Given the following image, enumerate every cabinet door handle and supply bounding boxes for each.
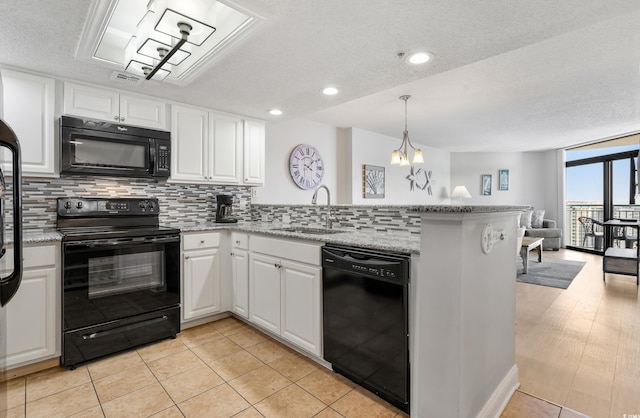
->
[200,240,205,244]
[120,117,125,122]
[185,256,190,260]
[235,240,240,245]
[113,115,119,120]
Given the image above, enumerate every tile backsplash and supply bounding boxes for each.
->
[250,204,421,234]
[5,176,421,234]
[5,176,252,231]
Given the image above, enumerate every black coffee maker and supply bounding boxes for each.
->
[215,194,237,223]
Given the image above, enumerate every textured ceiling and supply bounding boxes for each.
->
[1,0,640,152]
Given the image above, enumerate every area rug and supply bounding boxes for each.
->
[516,258,586,289]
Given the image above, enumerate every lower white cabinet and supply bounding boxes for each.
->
[230,233,249,319]
[249,253,281,333]
[280,260,321,354]
[1,243,59,369]
[182,232,222,322]
[249,236,322,356]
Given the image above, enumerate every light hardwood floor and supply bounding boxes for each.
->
[515,249,640,418]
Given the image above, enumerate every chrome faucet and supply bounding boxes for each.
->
[312,185,333,229]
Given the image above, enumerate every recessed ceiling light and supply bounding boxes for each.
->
[407,52,432,65]
[322,87,339,95]
[268,109,283,116]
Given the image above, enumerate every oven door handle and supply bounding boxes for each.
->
[143,236,180,244]
[64,235,179,250]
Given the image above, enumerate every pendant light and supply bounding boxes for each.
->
[390,95,423,165]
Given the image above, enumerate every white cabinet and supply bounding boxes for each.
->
[210,111,243,184]
[63,82,167,130]
[281,260,321,354]
[170,103,263,185]
[243,119,265,185]
[0,69,56,176]
[182,232,222,322]
[249,235,322,356]
[1,243,59,369]
[230,233,249,319]
[171,104,208,182]
[249,252,281,333]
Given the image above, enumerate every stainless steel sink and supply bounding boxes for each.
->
[275,226,345,235]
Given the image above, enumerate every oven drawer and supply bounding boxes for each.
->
[183,232,220,250]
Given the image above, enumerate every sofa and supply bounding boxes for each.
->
[520,209,562,250]
[525,219,562,250]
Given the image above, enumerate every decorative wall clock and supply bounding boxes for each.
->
[289,144,324,190]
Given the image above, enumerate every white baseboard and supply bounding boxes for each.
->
[476,365,520,418]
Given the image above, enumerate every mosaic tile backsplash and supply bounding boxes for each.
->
[6,176,421,235]
[5,176,252,231]
[250,204,422,235]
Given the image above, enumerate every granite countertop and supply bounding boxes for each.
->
[13,204,526,252]
[5,229,63,245]
[409,204,531,213]
[172,221,421,254]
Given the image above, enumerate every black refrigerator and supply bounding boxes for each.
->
[0,118,23,306]
[0,115,24,408]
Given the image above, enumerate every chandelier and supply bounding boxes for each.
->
[390,95,423,166]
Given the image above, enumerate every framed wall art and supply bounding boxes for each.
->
[498,169,509,191]
[482,174,492,196]
[363,164,385,198]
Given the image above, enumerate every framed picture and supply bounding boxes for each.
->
[498,169,509,191]
[482,174,492,196]
[363,164,385,198]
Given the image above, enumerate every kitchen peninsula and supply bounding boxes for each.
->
[7,204,524,418]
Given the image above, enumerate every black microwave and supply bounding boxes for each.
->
[60,115,171,178]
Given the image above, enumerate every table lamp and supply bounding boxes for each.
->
[451,185,472,204]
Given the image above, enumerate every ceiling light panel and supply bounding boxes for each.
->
[322,87,338,95]
[406,52,432,65]
[87,0,266,85]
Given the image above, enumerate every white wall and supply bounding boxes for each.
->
[450,151,556,211]
[348,128,450,204]
[254,118,339,204]
[255,120,450,205]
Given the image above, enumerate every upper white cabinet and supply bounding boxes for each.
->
[210,111,243,184]
[243,119,265,185]
[170,103,263,185]
[63,82,167,130]
[0,69,56,176]
[171,104,209,182]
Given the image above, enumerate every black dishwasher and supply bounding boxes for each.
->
[322,244,410,412]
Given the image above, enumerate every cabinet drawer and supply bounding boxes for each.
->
[0,245,57,273]
[231,233,249,250]
[250,235,321,266]
[183,232,220,250]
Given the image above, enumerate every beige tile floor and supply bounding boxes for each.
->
[2,317,410,417]
[515,249,640,418]
[3,247,634,417]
